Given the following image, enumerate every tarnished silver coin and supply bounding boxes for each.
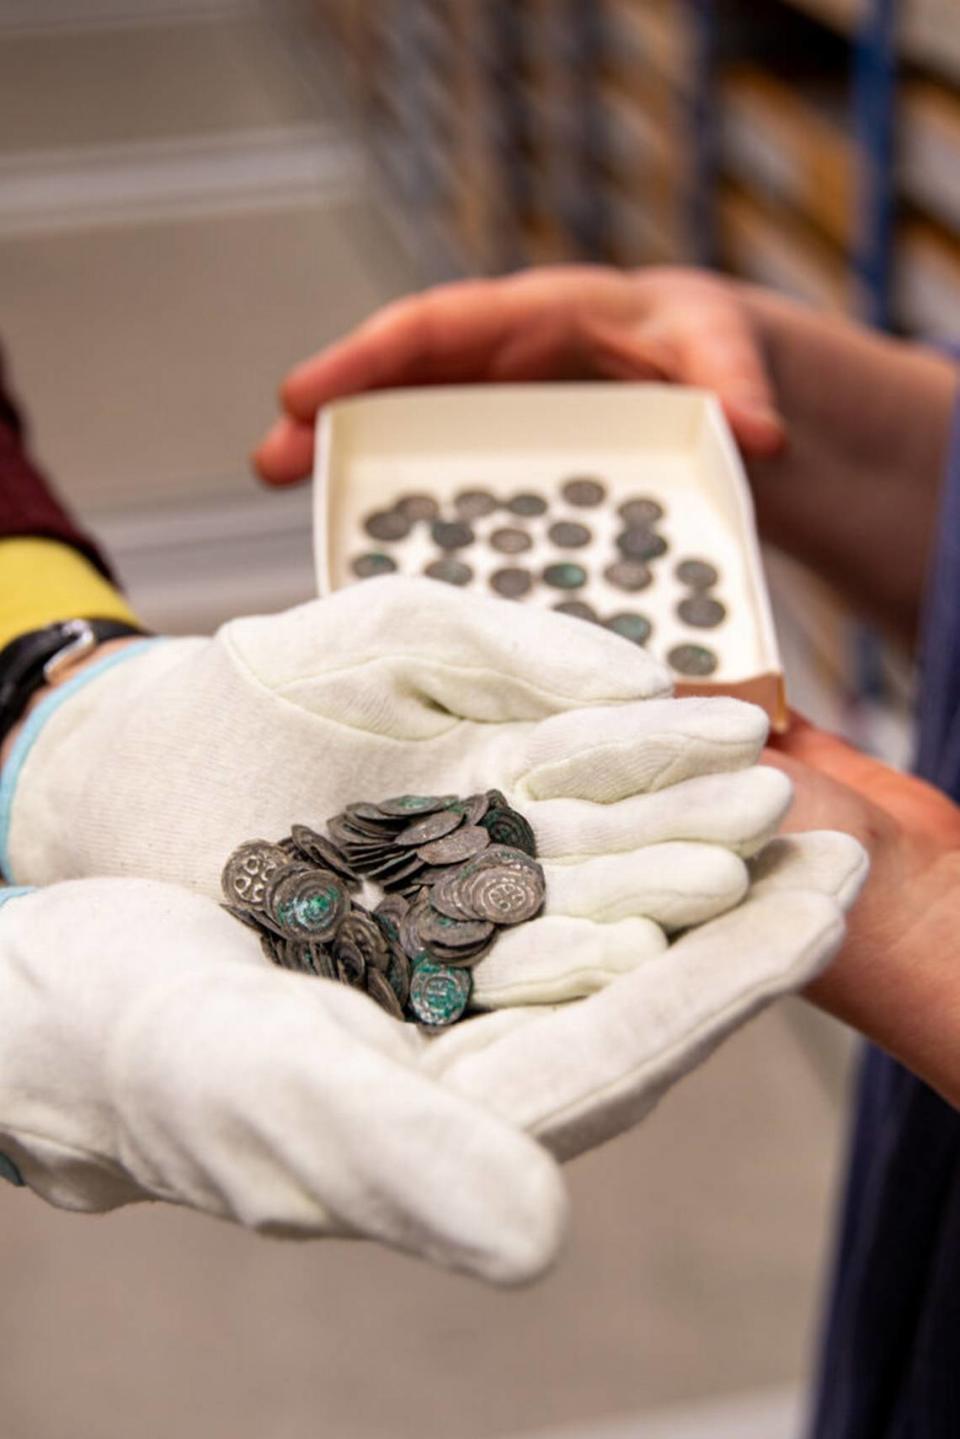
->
[506,493,546,517]
[351,552,397,580]
[562,477,606,507]
[396,493,439,522]
[409,960,472,1027]
[490,527,532,555]
[285,939,336,980]
[481,805,537,856]
[490,566,533,599]
[677,595,726,629]
[604,559,652,592]
[394,808,463,847]
[548,521,591,548]
[543,561,587,590]
[259,930,285,967]
[400,890,433,963]
[378,794,457,817]
[618,497,663,526]
[425,557,473,586]
[431,519,474,550]
[333,935,366,987]
[373,893,409,946]
[455,488,498,518]
[267,867,348,941]
[455,862,545,925]
[336,911,390,972]
[222,840,291,910]
[676,558,719,589]
[450,792,489,826]
[604,611,652,645]
[366,967,406,1019]
[616,528,667,561]
[417,826,491,866]
[289,826,359,886]
[553,600,598,621]
[364,509,410,542]
[668,643,719,677]
[419,907,494,953]
[386,946,412,1008]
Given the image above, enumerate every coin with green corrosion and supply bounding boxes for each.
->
[409,960,472,1027]
[543,561,587,590]
[351,552,397,579]
[668,643,719,677]
[604,611,652,645]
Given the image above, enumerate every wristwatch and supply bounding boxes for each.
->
[0,618,148,747]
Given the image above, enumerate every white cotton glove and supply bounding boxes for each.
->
[0,830,865,1282]
[0,880,565,1285]
[2,578,795,1007]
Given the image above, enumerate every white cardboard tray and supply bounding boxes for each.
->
[314,383,786,729]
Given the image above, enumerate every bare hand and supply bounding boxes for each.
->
[253,266,785,486]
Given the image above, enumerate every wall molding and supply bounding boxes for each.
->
[0,124,363,236]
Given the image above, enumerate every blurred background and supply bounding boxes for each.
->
[1,1,954,1435]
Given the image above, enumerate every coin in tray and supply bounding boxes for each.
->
[347,478,730,683]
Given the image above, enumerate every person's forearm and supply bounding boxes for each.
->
[742,286,959,647]
[808,845,960,1109]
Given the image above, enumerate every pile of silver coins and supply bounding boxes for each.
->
[349,477,728,679]
[220,791,545,1028]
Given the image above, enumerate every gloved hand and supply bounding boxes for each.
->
[2,578,797,1006]
[0,830,864,1283]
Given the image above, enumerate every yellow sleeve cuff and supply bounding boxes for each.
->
[0,538,141,651]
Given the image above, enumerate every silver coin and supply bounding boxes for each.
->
[333,935,366,987]
[490,527,532,555]
[455,862,545,925]
[400,891,433,963]
[548,521,591,548]
[419,907,494,954]
[543,561,587,590]
[394,808,464,847]
[668,643,719,677]
[604,559,652,592]
[386,945,412,1008]
[417,826,491,866]
[431,519,474,549]
[396,493,439,522]
[481,805,537,856]
[221,840,291,911]
[364,510,410,542]
[490,567,533,599]
[506,493,547,517]
[289,826,359,885]
[378,794,457,817]
[366,967,406,1019]
[604,611,652,645]
[562,477,606,506]
[425,557,473,586]
[267,868,349,941]
[409,961,472,1027]
[451,792,490,826]
[553,600,598,621]
[336,910,390,972]
[677,595,727,628]
[455,489,498,518]
[676,558,719,589]
[618,497,663,525]
[616,528,668,561]
[351,552,397,580]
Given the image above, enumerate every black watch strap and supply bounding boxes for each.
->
[0,618,148,747]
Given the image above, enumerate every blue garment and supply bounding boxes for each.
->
[810,394,960,1436]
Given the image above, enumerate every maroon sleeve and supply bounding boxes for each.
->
[0,349,114,581]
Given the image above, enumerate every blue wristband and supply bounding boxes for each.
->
[0,638,159,879]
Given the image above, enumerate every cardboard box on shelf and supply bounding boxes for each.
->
[902,80,960,234]
[603,0,699,91]
[904,0,960,87]
[718,185,852,314]
[720,67,855,249]
[897,219,960,342]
